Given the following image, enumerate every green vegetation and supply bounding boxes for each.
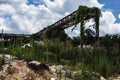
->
[0,6,120,79]
[72,6,101,49]
[0,34,120,79]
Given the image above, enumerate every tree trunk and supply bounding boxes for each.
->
[95,17,99,45]
[80,20,84,49]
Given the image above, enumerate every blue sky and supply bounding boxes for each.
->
[27,0,120,22]
[27,0,120,23]
[98,0,120,23]
[0,0,120,37]
[27,0,45,6]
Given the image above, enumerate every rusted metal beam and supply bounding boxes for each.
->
[35,9,96,40]
[0,8,97,41]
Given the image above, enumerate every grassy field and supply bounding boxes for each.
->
[0,34,120,79]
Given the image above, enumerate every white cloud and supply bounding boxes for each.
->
[45,0,104,14]
[0,0,104,34]
[99,11,120,35]
[118,14,120,19]
[0,4,16,16]
[1,0,120,37]
[0,0,12,4]
[0,18,11,32]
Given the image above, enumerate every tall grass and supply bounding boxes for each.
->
[79,47,113,78]
[0,37,120,79]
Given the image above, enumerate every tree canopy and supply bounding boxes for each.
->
[72,6,101,48]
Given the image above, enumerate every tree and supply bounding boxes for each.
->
[93,7,101,45]
[72,6,101,49]
[84,29,95,45]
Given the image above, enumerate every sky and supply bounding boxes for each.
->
[0,0,120,37]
